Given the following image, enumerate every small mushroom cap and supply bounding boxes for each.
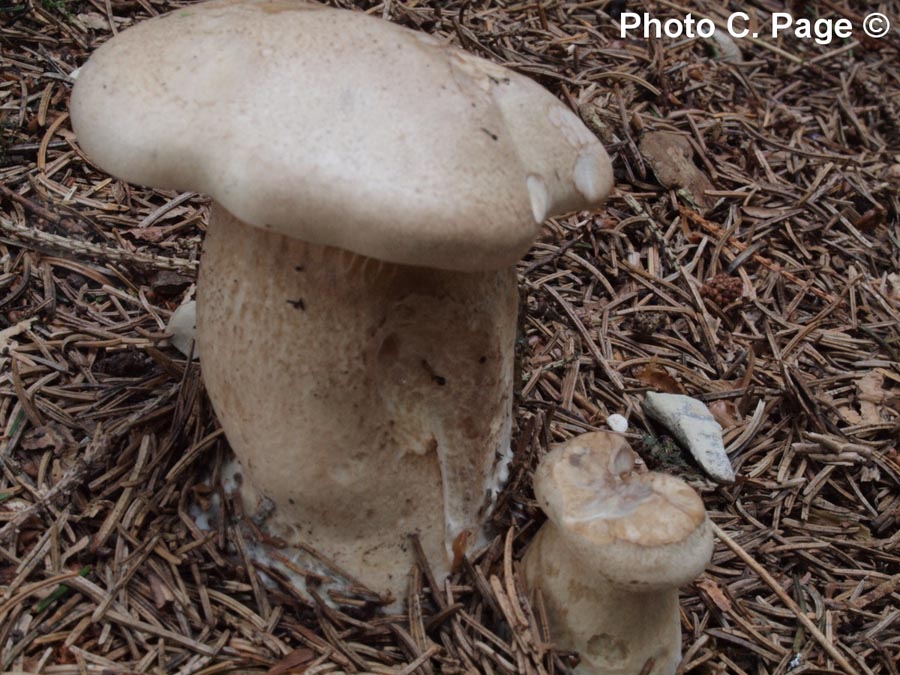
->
[70,0,613,272]
[535,432,712,589]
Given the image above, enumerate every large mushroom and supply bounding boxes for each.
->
[70,0,613,600]
[524,432,713,675]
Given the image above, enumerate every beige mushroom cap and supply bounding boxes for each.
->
[534,432,712,590]
[70,0,613,272]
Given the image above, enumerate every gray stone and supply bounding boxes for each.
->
[643,392,735,483]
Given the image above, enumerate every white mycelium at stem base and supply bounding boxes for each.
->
[524,432,713,675]
[199,205,517,595]
[69,0,613,601]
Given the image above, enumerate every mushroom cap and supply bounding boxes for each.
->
[534,432,712,589]
[70,0,613,272]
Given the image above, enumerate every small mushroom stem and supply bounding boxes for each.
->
[524,525,683,675]
[197,204,518,600]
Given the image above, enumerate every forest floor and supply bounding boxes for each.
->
[1,0,899,673]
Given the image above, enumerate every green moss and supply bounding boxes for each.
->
[40,0,73,20]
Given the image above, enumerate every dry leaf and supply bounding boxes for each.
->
[76,12,108,31]
[880,273,900,306]
[21,424,78,461]
[836,403,862,425]
[151,270,194,295]
[148,571,175,609]
[80,500,111,519]
[705,375,744,394]
[835,371,891,425]
[856,371,887,424]
[0,317,36,350]
[708,400,739,429]
[634,363,685,394]
[696,577,732,613]
[639,131,714,209]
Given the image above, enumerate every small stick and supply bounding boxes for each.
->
[710,522,857,675]
[0,182,62,224]
[0,217,197,272]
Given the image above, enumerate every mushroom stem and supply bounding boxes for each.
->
[197,204,517,599]
[524,526,683,675]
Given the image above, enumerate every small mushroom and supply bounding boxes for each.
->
[524,432,713,675]
[70,0,613,601]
